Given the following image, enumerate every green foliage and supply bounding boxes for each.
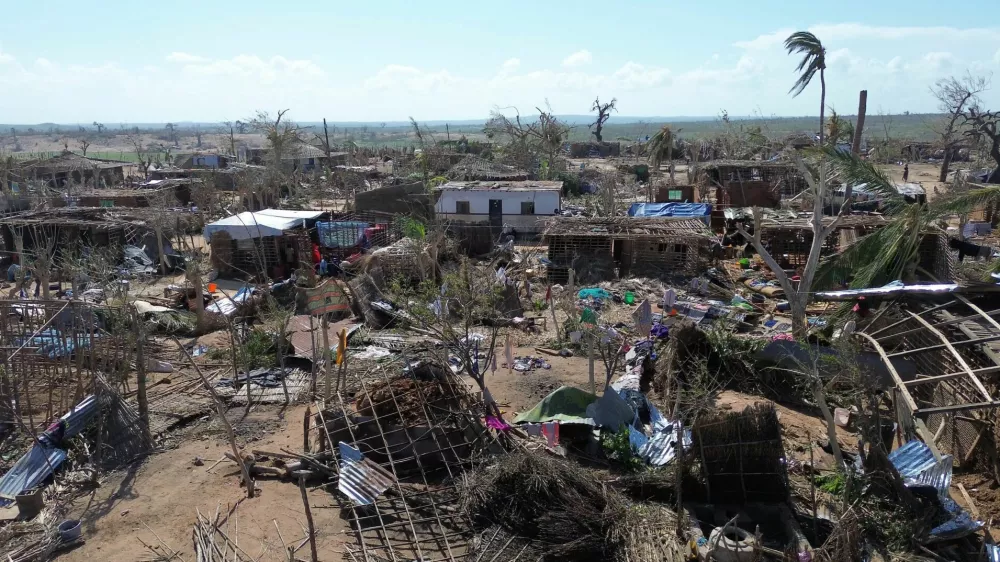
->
[557,171,582,196]
[399,217,426,239]
[209,328,277,371]
[601,425,645,472]
[532,299,548,312]
[814,471,846,495]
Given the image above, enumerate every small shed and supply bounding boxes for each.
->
[543,217,718,284]
[204,209,325,279]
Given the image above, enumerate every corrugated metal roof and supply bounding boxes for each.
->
[0,394,97,505]
[888,440,983,542]
[337,442,395,506]
[0,446,67,505]
[638,423,692,467]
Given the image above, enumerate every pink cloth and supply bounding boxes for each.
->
[541,422,560,447]
[486,416,512,431]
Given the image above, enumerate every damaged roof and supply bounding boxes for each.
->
[543,216,715,238]
[436,180,563,192]
[19,151,129,173]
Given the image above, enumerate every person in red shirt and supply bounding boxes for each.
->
[311,243,321,265]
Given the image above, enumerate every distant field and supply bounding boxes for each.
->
[1,113,944,158]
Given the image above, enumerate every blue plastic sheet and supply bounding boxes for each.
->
[317,221,370,249]
[627,202,711,218]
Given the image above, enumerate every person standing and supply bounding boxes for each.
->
[902,163,909,182]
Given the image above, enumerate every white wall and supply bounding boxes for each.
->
[435,190,560,216]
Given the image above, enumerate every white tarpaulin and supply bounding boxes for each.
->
[203,209,323,241]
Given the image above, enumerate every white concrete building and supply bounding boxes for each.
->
[434,180,563,231]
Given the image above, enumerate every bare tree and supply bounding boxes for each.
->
[315,118,333,159]
[164,123,178,145]
[123,127,151,180]
[484,105,568,178]
[194,126,203,148]
[590,96,617,143]
[250,109,300,168]
[931,74,989,182]
[964,106,1000,183]
[78,137,92,156]
[735,156,845,338]
[92,122,106,134]
[221,121,237,157]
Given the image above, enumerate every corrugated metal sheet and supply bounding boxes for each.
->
[816,280,959,301]
[888,440,982,542]
[337,442,395,506]
[638,423,692,467]
[0,446,68,505]
[0,394,97,506]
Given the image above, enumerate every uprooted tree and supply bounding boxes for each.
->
[590,96,617,143]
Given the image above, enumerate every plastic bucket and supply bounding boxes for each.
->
[58,520,82,542]
[624,292,635,305]
[207,283,218,293]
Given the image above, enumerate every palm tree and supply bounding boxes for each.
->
[784,31,827,144]
[647,124,675,174]
[817,148,1000,288]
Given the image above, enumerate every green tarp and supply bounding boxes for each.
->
[514,386,598,425]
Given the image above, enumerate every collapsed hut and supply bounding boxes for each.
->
[18,152,127,188]
[319,361,503,560]
[0,207,201,270]
[446,155,529,181]
[543,217,718,284]
[703,160,808,208]
[834,283,1000,467]
[726,208,954,279]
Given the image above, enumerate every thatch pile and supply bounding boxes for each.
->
[461,451,686,561]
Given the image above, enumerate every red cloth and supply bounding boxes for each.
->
[311,244,322,264]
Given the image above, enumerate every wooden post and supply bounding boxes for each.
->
[297,473,319,562]
[134,309,150,438]
[309,315,318,396]
[587,332,596,395]
[321,316,333,401]
[809,432,818,543]
[303,405,311,453]
[173,337,254,498]
[851,90,868,156]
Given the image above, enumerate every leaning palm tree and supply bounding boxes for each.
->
[784,31,827,144]
[817,147,1000,288]
[647,124,675,174]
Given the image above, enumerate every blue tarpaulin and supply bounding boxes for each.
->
[317,221,369,249]
[14,328,97,359]
[627,202,711,218]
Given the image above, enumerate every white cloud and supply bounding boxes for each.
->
[562,49,592,68]
[500,58,520,74]
[611,62,670,89]
[3,23,1000,123]
[165,52,207,64]
[922,51,954,71]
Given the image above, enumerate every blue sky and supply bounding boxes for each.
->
[2,0,999,123]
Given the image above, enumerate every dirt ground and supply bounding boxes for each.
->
[58,404,351,561]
